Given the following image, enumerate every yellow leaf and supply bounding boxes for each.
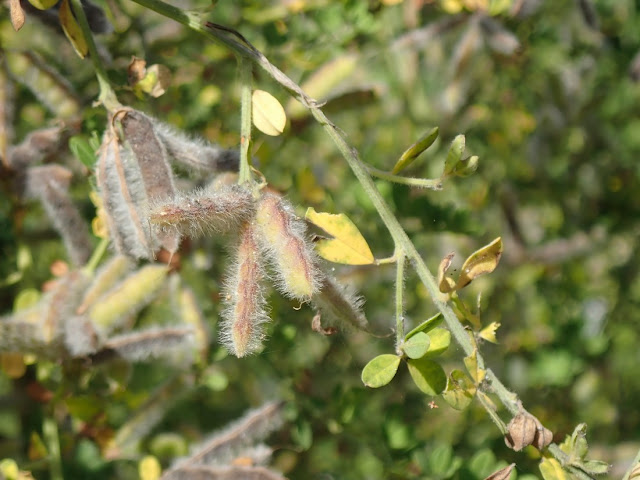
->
[456,237,503,289]
[463,349,486,384]
[479,321,500,343]
[28,0,59,9]
[252,89,286,136]
[138,455,161,480]
[305,208,374,265]
[539,457,569,480]
[0,353,27,379]
[59,0,88,58]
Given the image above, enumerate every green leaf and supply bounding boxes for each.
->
[424,328,451,358]
[469,449,497,479]
[69,135,96,168]
[59,0,88,58]
[453,155,479,177]
[391,127,439,174]
[402,332,430,359]
[361,354,401,388]
[442,370,476,410]
[305,207,375,265]
[407,358,446,396]
[539,457,569,480]
[405,313,443,340]
[443,134,465,176]
[577,460,610,475]
[456,237,503,289]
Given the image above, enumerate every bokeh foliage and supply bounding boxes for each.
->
[1,0,640,478]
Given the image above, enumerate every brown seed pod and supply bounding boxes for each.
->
[504,413,537,451]
[532,425,553,450]
[220,223,269,357]
[484,463,516,480]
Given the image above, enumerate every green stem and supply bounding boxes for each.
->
[622,447,640,480]
[69,0,120,110]
[42,416,63,480]
[395,252,406,352]
[83,236,109,275]
[238,58,253,185]
[367,165,442,190]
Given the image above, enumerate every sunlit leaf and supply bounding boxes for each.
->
[464,350,486,384]
[443,135,465,177]
[407,358,446,396]
[424,328,451,357]
[456,237,503,289]
[361,354,401,388]
[391,127,439,174]
[59,0,89,58]
[402,332,430,359]
[453,155,479,177]
[305,208,374,265]
[539,457,569,480]
[252,89,286,136]
[479,322,500,343]
[405,313,443,340]
[442,369,476,410]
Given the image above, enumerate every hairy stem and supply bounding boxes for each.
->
[395,252,406,352]
[69,0,120,110]
[238,57,253,185]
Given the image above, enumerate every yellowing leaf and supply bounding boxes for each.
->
[442,369,476,410]
[305,208,374,265]
[391,127,439,174]
[252,89,286,136]
[443,134,465,177]
[463,350,486,384]
[438,252,456,293]
[59,0,88,58]
[138,455,161,480]
[479,322,500,343]
[539,457,569,480]
[456,237,503,289]
[28,0,58,9]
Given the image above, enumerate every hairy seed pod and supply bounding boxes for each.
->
[41,270,89,345]
[88,264,168,335]
[96,130,153,259]
[312,273,368,331]
[152,119,239,173]
[76,255,133,315]
[92,326,194,363]
[0,57,15,167]
[26,165,92,266]
[254,193,318,300]
[8,125,68,172]
[220,224,269,357]
[162,465,287,480]
[148,184,254,238]
[178,286,208,365]
[63,316,99,357]
[119,109,179,254]
[505,413,538,451]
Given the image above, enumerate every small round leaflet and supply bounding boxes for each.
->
[361,354,401,388]
[252,89,286,136]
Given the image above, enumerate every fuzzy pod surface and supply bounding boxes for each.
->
[220,224,269,357]
[254,193,319,300]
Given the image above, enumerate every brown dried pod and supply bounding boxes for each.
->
[532,425,553,450]
[484,463,516,480]
[504,413,537,451]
